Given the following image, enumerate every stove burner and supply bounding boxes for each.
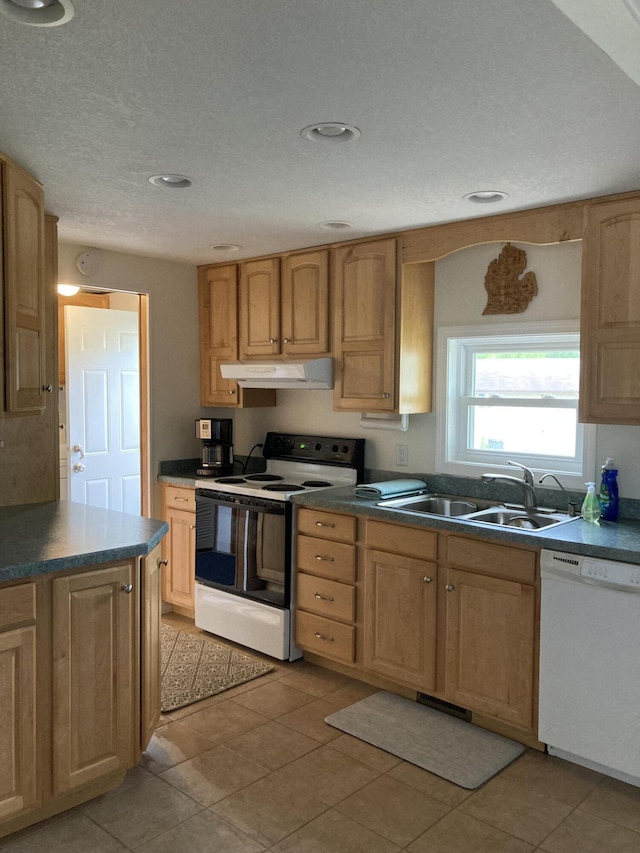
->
[214,477,247,484]
[261,483,306,492]
[301,480,332,487]
[244,474,284,482]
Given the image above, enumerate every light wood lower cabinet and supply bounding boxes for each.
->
[0,553,163,839]
[363,549,437,691]
[0,585,38,821]
[161,485,196,611]
[51,563,135,796]
[443,567,535,729]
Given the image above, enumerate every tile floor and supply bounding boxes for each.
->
[2,613,640,852]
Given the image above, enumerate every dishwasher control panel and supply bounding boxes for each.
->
[581,559,640,588]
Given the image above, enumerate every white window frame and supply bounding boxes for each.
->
[435,320,595,489]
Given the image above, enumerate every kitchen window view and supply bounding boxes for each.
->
[438,323,595,485]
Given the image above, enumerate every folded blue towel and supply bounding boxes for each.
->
[354,479,428,499]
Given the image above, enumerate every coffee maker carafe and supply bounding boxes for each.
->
[195,418,234,477]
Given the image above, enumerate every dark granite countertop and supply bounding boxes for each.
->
[291,486,640,564]
[0,501,168,582]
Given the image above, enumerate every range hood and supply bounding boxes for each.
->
[220,357,333,389]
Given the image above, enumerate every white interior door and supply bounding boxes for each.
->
[66,305,141,514]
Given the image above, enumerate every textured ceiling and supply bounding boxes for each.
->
[1,0,640,265]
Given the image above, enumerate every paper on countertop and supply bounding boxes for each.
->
[354,479,428,499]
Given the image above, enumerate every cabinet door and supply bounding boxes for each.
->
[198,264,241,406]
[0,621,37,819]
[364,549,437,691]
[239,258,281,357]
[162,506,196,609]
[51,563,136,795]
[281,250,329,356]
[141,544,163,751]
[580,196,640,423]
[2,159,46,414]
[444,568,535,729]
[333,239,396,411]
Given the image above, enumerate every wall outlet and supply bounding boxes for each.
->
[396,444,409,466]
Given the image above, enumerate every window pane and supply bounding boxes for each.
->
[472,352,579,399]
[469,405,577,457]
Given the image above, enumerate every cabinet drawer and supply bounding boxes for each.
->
[443,534,537,584]
[297,535,356,582]
[297,507,356,543]
[0,583,36,629]
[296,573,356,623]
[295,611,355,664]
[366,519,437,561]
[164,486,195,512]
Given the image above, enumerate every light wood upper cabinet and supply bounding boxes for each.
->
[580,195,640,423]
[198,263,276,408]
[281,250,330,356]
[333,238,397,411]
[240,250,330,359]
[240,258,281,357]
[1,157,46,414]
[51,563,136,796]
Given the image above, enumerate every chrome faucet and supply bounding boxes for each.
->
[480,473,537,508]
[507,460,535,486]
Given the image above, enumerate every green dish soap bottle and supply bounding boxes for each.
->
[581,482,601,525]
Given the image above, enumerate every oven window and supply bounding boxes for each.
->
[196,498,288,606]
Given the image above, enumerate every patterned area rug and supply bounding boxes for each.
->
[161,623,274,712]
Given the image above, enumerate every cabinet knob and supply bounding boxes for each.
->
[159,558,168,566]
[229,389,236,395]
[423,576,433,584]
[121,583,133,594]
[190,524,196,530]
[42,384,53,393]
[445,583,455,592]
[283,337,291,344]
[382,392,390,398]
[315,554,335,562]
[269,338,278,344]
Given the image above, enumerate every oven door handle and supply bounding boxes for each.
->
[195,492,285,516]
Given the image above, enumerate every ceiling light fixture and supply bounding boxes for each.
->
[0,0,74,26]
[463,190,509,204]
[57,283,80,296]
[317,220,353,230]
[301,122,361,144]
[210,244,242,252]
[148,174,192,189]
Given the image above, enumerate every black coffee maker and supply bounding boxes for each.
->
[195,418,234,477]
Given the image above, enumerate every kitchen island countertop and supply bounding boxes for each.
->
[292,486,640,564]
[0,500,168,582]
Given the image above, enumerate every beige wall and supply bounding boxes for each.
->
[59,239,640,504]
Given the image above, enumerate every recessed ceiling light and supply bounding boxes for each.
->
[210,244,242,252]
[0,0,74,26]
[463,190,509,204]
[301,123,361,144]
[57,283,80,296]
[317,220,354,230]
[148,174,192,189]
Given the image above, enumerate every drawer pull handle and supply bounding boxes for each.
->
[174,496,189,502]
[445,583,455,592]
[314,592,335,602]
[315,554,335,562]
[423,576,433,584]
[315,521,335,528]
[314,631,334,642]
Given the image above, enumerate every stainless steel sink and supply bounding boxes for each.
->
[376,494,479,517]
[465,507,579,530]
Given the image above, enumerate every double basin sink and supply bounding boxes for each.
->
[377,493,579,532]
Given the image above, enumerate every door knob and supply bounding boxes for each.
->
[72,443,85,459]
[73,462,85,473]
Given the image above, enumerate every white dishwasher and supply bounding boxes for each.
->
[538,549,640,787]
